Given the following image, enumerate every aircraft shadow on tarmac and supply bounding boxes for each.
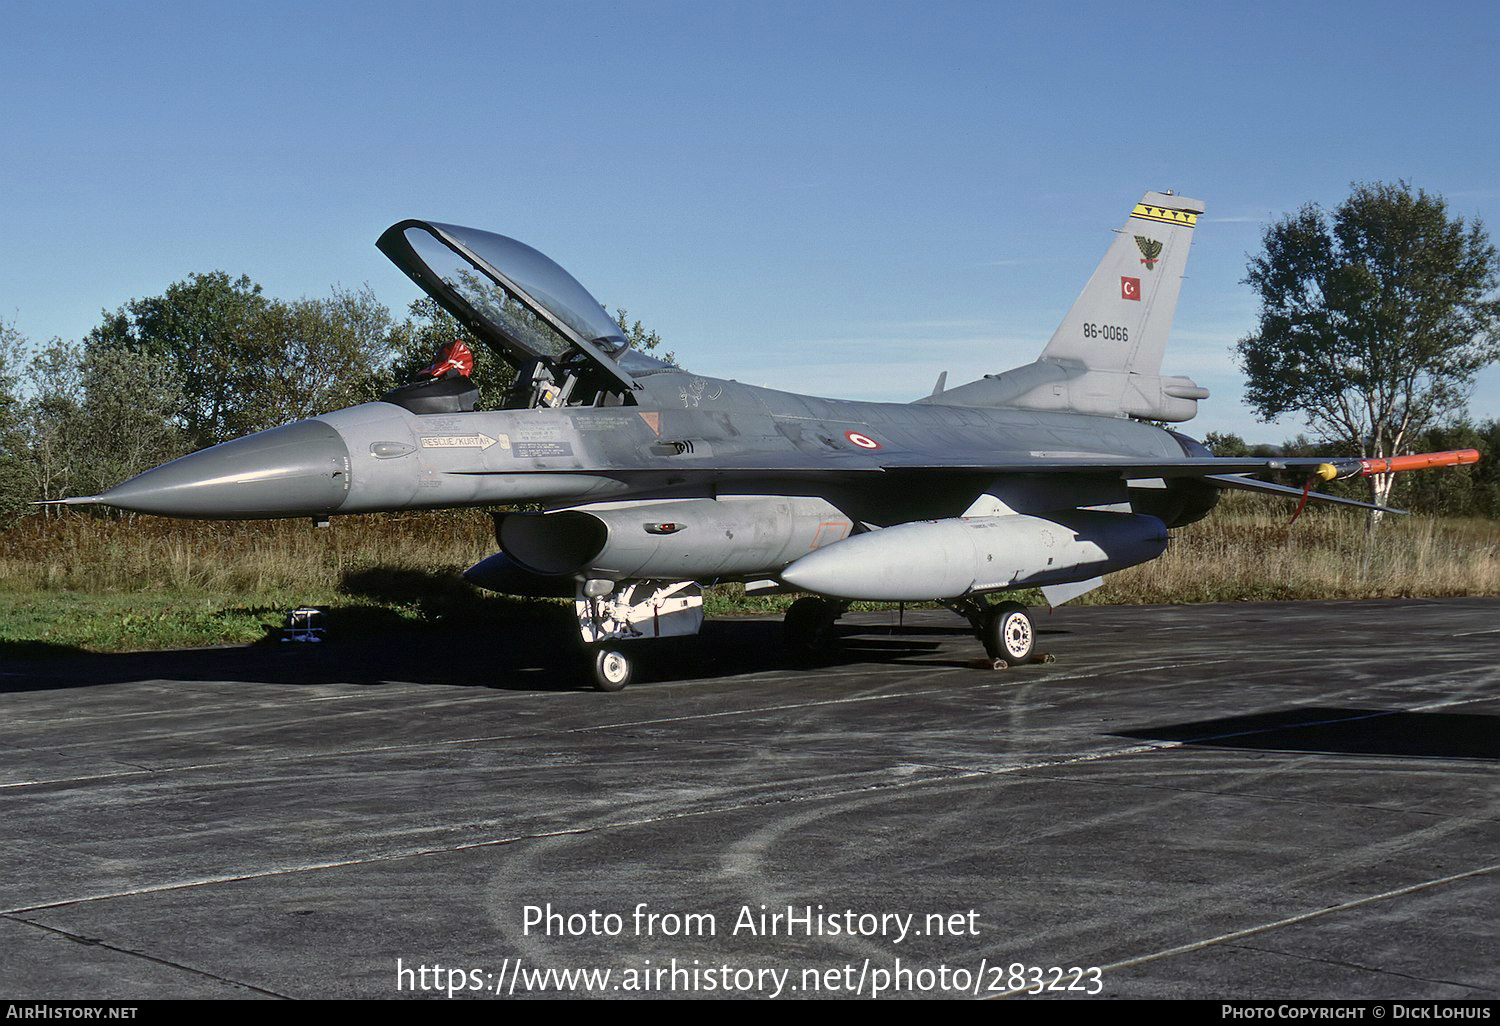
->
[0,614,1016,695]
[7,621,1491,761]
[1116,708,1500,762]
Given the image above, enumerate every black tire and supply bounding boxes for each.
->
[783,597,840,657]
[590,646,634,692]
[983,602,1034,666]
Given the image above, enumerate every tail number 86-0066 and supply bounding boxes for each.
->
[1082,323,1128,342]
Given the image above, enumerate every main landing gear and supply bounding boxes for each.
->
[783,594,1040,669]
[782,596,848,661]
[574,581,1041,689]
[949,597,1036,667]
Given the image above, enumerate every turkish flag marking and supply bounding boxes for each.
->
[1120,276,1141,301]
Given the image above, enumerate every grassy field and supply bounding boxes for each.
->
[2,495,1497,655]
[1093,502,1500,603]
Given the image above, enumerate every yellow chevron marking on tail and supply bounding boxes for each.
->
[1131,204,1199,228]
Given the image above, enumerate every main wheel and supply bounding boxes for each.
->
[590,646,634,692]
[983,602,1034,666]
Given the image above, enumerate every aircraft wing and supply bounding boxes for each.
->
[483,450,1466,518]
[442,454,1316,480]
[447,451,1473,485]
[878,455,1332,477]
[872,451,1480,515]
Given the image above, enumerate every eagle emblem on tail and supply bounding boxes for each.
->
[1134,235,1163,270]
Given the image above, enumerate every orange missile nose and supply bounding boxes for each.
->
[1357,449,1481,476]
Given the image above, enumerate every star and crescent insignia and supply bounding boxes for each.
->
[1134,235,1163,270]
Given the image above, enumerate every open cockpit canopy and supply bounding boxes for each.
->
[377,220,672,407]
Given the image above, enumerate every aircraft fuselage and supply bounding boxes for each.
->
[91,367,1198,530]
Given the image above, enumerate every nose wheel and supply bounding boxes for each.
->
[589,645,635,692]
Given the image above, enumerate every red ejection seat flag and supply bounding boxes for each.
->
[421,339,475,378]
[1120,276,1141,301]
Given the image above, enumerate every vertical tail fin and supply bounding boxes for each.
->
[1040,191,1203,379]
[921,190,1209,422]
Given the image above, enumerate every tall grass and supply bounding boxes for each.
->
[1,496,1495,653]
[7,500,1498,603]
[1098,495,1500,603]
[0,510,495,595]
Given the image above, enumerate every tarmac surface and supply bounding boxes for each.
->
[1,598,1497,1000]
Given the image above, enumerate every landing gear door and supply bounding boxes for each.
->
[577,581,705,643]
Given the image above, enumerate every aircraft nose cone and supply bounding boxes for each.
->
[94,420,352,518]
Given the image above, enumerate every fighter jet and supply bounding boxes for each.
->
[65,191,1479,689]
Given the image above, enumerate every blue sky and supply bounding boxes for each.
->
[3,0,1498,442]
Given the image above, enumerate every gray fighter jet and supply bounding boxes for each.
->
[66,191,1479,689]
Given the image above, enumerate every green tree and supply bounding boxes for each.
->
[248,285,398,428]
[1203,431,1281,459]
[75,344,184,497]
[88,272,271,449]
[20,338,86,507]
[1236,181,1500,508]
[0,320,31,523]
[17,337,184,505]
[614,308,676,366]
[89,274,403,449]
[1397,419,1500,517]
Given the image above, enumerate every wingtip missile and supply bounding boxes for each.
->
[1287,449,1480,524]
[1311,448,1480,484]
[1349,449,1481,478]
